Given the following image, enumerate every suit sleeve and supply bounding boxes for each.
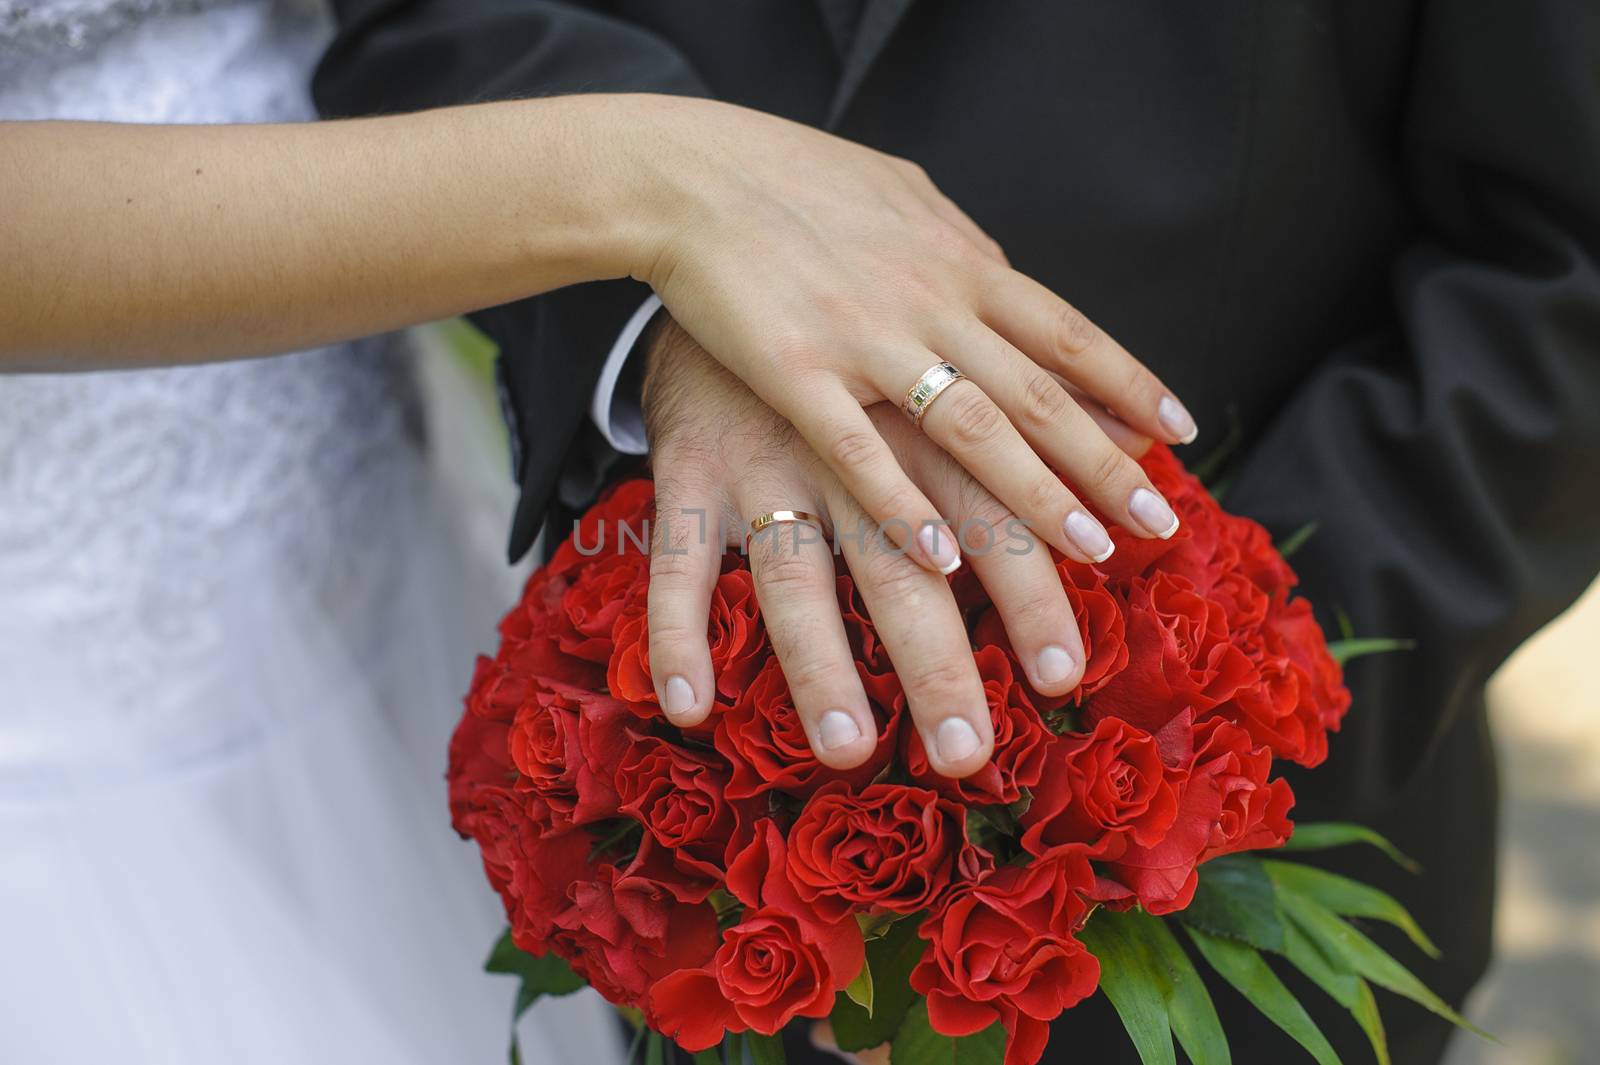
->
[311,0,712,559]
[1223,0,1600,803]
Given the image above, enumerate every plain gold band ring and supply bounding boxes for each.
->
[746,510,827,547]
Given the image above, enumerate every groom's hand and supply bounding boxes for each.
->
[639,315,1149,779]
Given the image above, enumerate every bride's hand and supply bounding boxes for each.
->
[639,316,1152,777]
[622,95,1193,573]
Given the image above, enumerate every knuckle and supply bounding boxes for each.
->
[1085,444,1132,495]
[646,616,700,650]
[905,658,975,698]
[827,427,885,476]
[999,584,1065,631]
[1055,302,1098,356]
[954,483,1011,551]
[1022,473,1068,519]
[1125,362,1163,407]
[753,548,823,595]
[649,545,697,582]
[943,389,1007,449]
[772,650,847,699]
[858,547,932,607]
[1017,372,1070,433]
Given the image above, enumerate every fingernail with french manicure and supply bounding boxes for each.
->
[918,524,962,575]
[818,710,864,751]
[1063,510,1114,563]
[1129,487,1180,539]
[936,717,981,763]
[1159,396,1198,444]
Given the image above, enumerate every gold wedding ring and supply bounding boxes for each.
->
[746,510,827,546]
[902,361,966,426]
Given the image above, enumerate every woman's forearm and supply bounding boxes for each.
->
[0,96,659,369]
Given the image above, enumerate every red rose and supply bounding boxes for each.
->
[547,478,655,577]
[555,550,646,663]
[836,574,906,708]
[1020,715,1184,858]
[912,850,1101,1065]
[904,645,1050,805]
[1096,715,1292,912]
[616,734,743,885]
[652,822,864,1050]
[716,657,897,800]
[1210,595,1348,767]
[549,849,720,1018]
[1192,718,1295,862]
[973,561,1129,713]
[507,679,632,832]
[1265,596,1351,732]
[1212,511,1297,600]
[786,782,984,921]
[608,568,769,710]
[1086,571,1257,732]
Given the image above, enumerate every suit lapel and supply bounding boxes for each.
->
[824,0,915,128]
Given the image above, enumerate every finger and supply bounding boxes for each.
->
[784,385,963,575]
[645,469,724,727]
[1058,376,1154,458]
[882,361,1123,560]
[981,269,1198,446]
[821,481,994,778]
[736,487,878,769]
[883,414,1086,697]
[936,321,1180,541]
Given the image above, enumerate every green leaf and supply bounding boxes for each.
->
[1350,979,1392,1065]
[1275,890,1490,1040]
[1184,926,1341,1065]
[1145,920,1231,1065]
[856,909,903,941]
[1279,917,1396,1065]
[1280,918,1361,1009]
[1263,860,1440,958]
[888,999,1006,1065]
[1079,910,1176,1065]
[1278,823,1421,874]
[844,953,875,1015]
[1325,637,1416,666]
[1082,908,1229,1065]
[745,1031,787,1065]
[831,915,926,1052]
[1191,404,1243,488]
[645,1033,665,1065]
[1333,606,1356,642]
[1181,854,1285,952]
[485,930,586,1010]
[691,1050,722,1065]
[1276,521,1320,559]
[485,930,588,1065]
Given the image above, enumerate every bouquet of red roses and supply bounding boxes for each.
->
[450,445,1475,1065]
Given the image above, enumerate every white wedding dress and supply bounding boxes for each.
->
[0,2,619,1062]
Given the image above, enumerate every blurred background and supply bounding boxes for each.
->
[1446,577,1600,1065]
[410,328,1600,1065]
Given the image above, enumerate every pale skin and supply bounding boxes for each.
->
[2,92,1192,776]
[643,317,1153,780]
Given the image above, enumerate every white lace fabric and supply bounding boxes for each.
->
[0,0,420,772]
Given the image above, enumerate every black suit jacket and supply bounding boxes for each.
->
[313,3,1600,1061]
